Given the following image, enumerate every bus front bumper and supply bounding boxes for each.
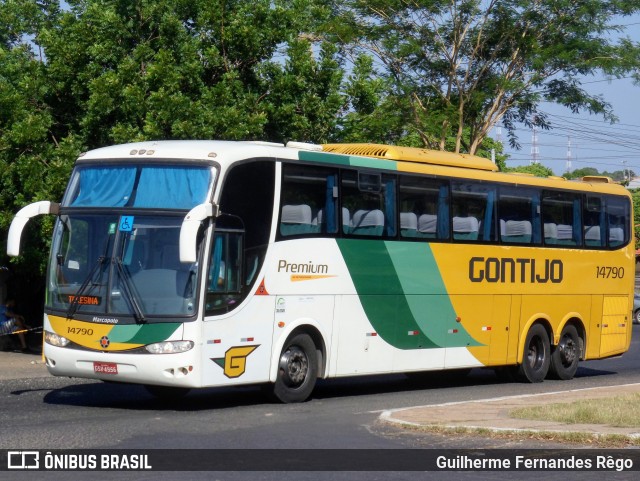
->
[43,344,202,388]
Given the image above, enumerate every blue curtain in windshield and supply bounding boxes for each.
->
[71,167,137,207]
[134,167,211,209]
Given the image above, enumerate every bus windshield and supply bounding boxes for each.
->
[47,214,199,320]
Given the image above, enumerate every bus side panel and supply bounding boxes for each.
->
[200,295,276,387]
[454,294,511,367]
[586,295,603,359]
[599,295,631,357]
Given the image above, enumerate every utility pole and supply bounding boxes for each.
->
[565,136,572,174]
[530,125,539,165]
[491,127,502,164]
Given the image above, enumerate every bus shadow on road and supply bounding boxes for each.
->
[41,381,275,411]
[39,365,619,410]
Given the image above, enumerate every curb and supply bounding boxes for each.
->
[379,383,640,440]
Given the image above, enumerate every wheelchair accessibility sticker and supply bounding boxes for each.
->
[119,216,134,232]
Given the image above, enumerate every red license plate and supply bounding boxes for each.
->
[93,362,118,375]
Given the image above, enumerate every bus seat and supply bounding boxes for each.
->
[584,225,602,247]
[452,216,479,240]
[556,224,575,245]
[503,220,532,244]
[341,208,351,234]
[280,204,314,235]
[609,226,624,246]
[544,223,557,245]
[417,214,437,238]
[351,209,384,236]
[400,212,418,237]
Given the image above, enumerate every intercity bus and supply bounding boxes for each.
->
[6,141,634,401]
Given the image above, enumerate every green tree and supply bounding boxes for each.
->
[0,0,344,315]
[330,0,640,155]
[504,163,554,177]
[38,0,340,146]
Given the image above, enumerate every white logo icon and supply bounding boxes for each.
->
[7,451,39,469]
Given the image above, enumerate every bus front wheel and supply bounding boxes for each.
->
[547,324,580,380]
[515,324,550,383]
[271,333,318,403]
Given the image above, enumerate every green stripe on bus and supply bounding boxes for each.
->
[107,323,182,344]
[337,239,480,350]
[298,151,398,171]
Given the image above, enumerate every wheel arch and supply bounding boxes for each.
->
[557,316,586,361]
[517,317,553,365]
[269,320,328,382]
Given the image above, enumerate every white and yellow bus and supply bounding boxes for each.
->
[6,141,634,401]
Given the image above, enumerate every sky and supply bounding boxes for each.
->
[498,21,640,177]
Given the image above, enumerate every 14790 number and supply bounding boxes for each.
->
[596,266,625,279]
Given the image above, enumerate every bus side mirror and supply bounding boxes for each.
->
[180,202,219,263]
[7,201,60,257]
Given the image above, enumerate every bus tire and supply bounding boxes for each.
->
[515,324,550,383]
[271,333,318,403]
[144,384,191,400]
[547,324,580,380]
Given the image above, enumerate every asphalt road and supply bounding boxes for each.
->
[1,324,639,480]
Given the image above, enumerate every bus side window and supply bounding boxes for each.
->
[341,170,397,238]
[399,175,449,240]
[279,164,338,237]
[498,186,540,245]
[584,196,606,248]
[451,181,496,242]
[542,190,582,247]
[606,195,630,248]
[206,230,243,313]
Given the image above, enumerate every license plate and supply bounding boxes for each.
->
[93,362,118,375]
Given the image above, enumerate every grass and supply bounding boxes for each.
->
[397,423,640,448]
[389,393,640,448]
[509,393,640,428]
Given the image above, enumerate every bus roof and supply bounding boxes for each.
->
[75,140,629,197]
[323,143,499,172]
[76,140,299,163]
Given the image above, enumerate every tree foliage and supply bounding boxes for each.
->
[329,0,640,154]
[0,0,343,313]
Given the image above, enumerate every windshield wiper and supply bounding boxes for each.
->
[67,256,107,319]
[115,257,146,323]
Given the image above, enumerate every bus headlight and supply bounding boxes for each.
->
[145,340,194,354]
[44,330,71,347]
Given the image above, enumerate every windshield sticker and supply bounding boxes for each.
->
[119,216,134,232]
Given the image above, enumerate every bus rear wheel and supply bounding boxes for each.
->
[515,324,550,383]
[547,324,580,380]
[271,333,318,403]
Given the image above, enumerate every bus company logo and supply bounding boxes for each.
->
[212,345,259,378]
[99,336,110,349]
[469,256,564,284]
[277,259,336,282]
